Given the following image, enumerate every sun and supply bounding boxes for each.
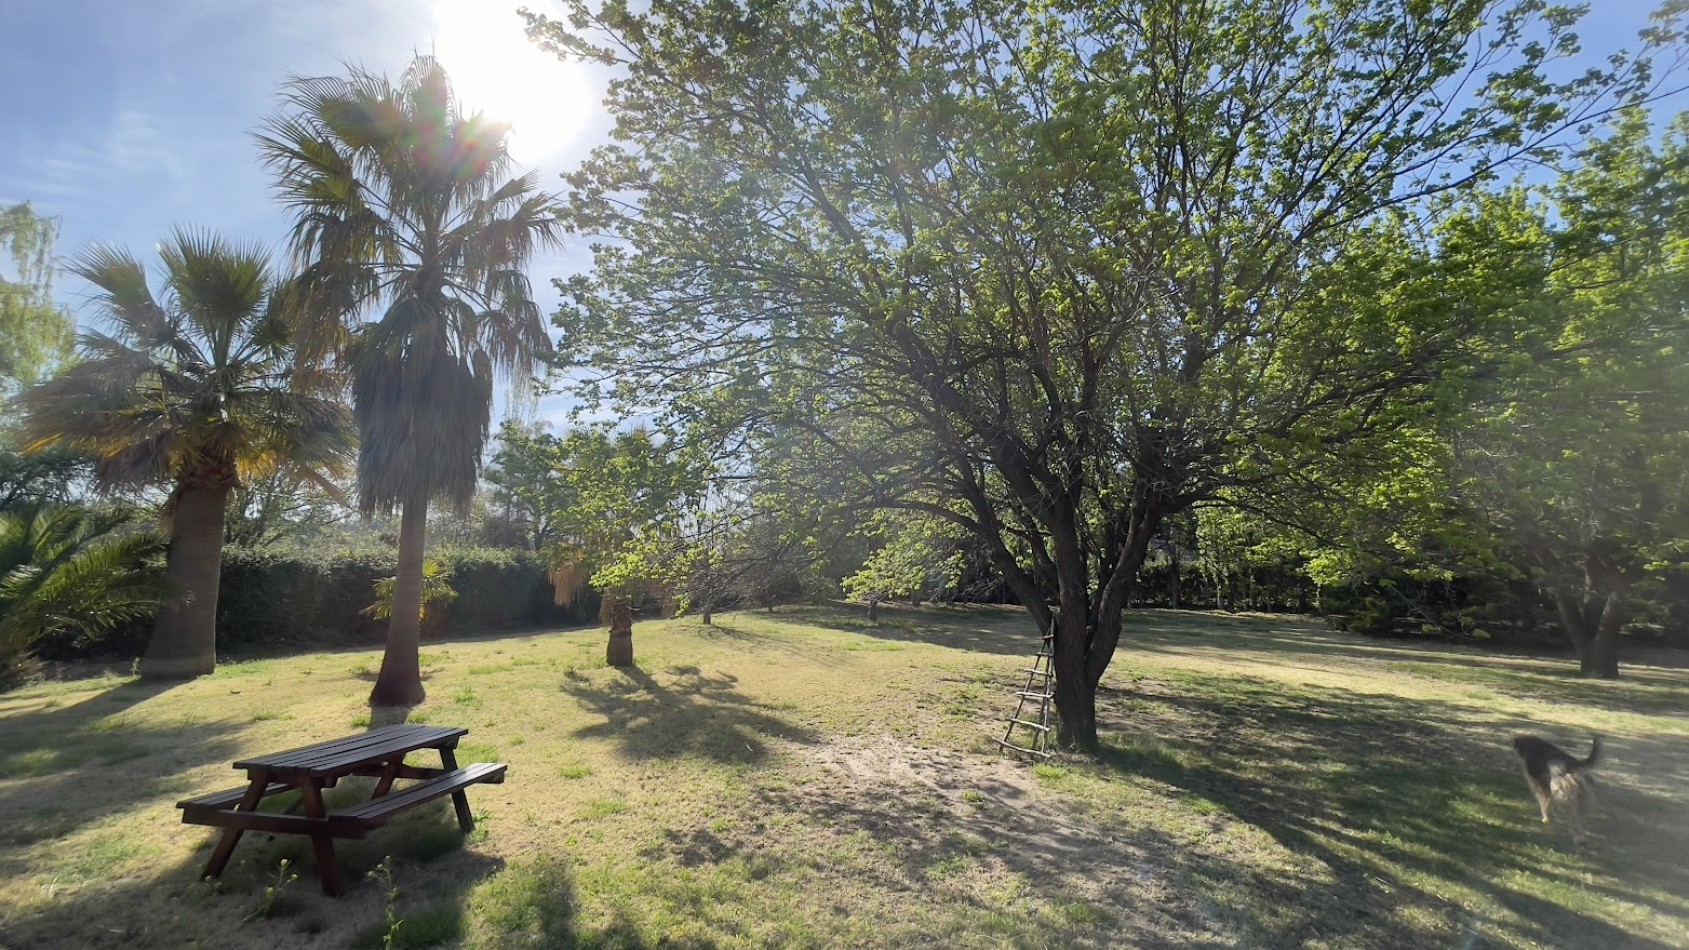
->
[428,1,595,165]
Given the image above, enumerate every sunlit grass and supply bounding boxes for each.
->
[0,605,1683,948]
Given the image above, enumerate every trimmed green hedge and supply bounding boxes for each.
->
[215,546,598,649]
[39,546,599,660]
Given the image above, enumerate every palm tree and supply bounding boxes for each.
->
[0,504,167,679]
[16,231,354,678]
[258,56,559,706]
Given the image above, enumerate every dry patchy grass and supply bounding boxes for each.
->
[0,605,1685,948]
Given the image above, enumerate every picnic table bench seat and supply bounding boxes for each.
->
[177,724,505,895]
[336,762,505,830]
[179,782,292,811]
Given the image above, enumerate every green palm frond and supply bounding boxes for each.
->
[259,54,560,515]
[362,558,457,621]
[16,230,354,495]
[0,505,167,658]
[67,245,179,355]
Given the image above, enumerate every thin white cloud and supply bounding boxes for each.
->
[5,108,185,204]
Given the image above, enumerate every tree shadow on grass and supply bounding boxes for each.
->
[0,800,525,949]
[688,618,856,670]
[2,756,684,949]
[0,678,244,852]
[775,602,1038,657]
[1122,611,1689,715]
[723,745,1315,947]
[1087,674,1689,949]
[456,852,717,949]
[561,663,817,764]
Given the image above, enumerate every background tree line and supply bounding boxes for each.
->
[2,3,1686,754]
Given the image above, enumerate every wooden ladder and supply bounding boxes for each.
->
[998,621,1055,759]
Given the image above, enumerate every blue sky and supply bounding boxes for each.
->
[0,0,1682,424]
[0,0,609,424]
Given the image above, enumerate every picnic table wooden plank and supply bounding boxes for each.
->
[229,723,412,768]
[177,782,290,811]
[336,763,506,827]
[232,724,458,769]
[180,807,365,838]
[348,762,448,783]
[280,733,465,779]
[276,727,463,770]
[233,725,466,777]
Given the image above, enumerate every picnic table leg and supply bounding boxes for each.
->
[297,781,343,897]
[201,774,270,880]
[439,747,476,833]
[370,755,404,799]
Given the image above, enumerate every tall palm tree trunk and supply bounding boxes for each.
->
[142,483,229,679]
[370,499,428,706]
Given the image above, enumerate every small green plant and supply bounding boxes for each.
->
[243,858,298,923]
[363,560,457,622]
[581,798,628,820]
[1056,900,1115,927]
[368,856,403,948]
[926,854,969,880]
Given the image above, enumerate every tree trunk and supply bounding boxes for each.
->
[370,500,428,707]
[955,468,1165,753]
[1169,547,1181,610]
[1051,609,1097,748]
[1551,587,1624,679]
[606,598,634,666]
[1584,591,1624,679]
[867,598,879,623]
[142,483,229,679]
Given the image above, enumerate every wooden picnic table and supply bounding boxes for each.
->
[178,723,506,895]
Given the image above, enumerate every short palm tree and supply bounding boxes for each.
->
[17,231,354,678]
[0,504,167,678]
[258,56,559,705]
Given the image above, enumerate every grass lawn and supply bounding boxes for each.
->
[1,605,1686,949]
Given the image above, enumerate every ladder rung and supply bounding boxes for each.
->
[1015,691,1053,700]
[1006,718,1051,731]
[997,739,1053,758]
[1020,668,1053,676]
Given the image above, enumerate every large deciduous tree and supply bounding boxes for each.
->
[1457,112,1689,677]
[530,0,1683,746]
[259,56,561,706]
[17,231,353,677]
[0,202,74,392]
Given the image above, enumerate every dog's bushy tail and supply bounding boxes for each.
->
[1574,735,1603,773]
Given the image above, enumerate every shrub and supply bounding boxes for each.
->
[1,505,166,679]
[214,547,595,650]
[39,545,600,660]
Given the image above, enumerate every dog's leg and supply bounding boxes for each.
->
[1524,765,1552,823]
[1569,775,1593,846]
